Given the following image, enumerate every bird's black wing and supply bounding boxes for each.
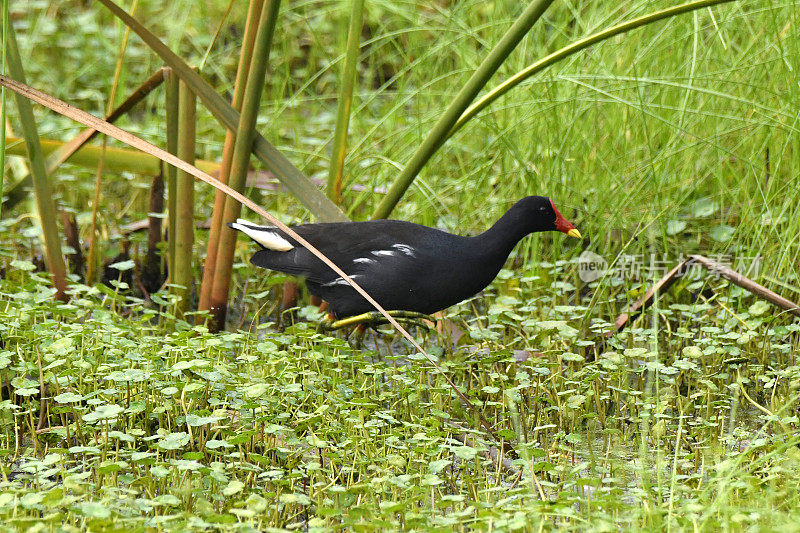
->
[248,220,432,284]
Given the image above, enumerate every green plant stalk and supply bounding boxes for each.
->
[173,80,196,315]
[84,139,108,284]
[3,68,166,212]
[5,22,67,299]
[326,0,365,203]
[98,0,348,222]
[209,0,281,330]
[199,0,265,315]
[371,0,555,220]
[165,69,180,281]
[1,136,217,176]
[450,0,739,136]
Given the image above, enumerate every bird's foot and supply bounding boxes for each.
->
[319,310,434,331]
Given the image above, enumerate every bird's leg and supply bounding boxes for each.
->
[352,323,367,349]
[322,310,434,331]
[317,311,338,332]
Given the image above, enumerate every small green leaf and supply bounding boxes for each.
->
[692,197,718,218]
[452,446,477,460]
[709,224,735,242]
[82,404,124,422]
[306,435,328,448]
[108,259,135,271]
[158,432,190,450]
[666,220,687,235]
[428,459,452,473]
[11,259,36,272]
[244,493,268,514]
[244,383,270,398]
[222,480,244,496]
[566,394,587,409]
[205,439,233,449]
[54,392,84,403]
[280,493,312,505]
[153,494,181,506]
[749,300,770,317]
[80,501,111,518]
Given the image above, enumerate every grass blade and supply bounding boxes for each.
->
[4,22,67,299]
[326,0,365,203]
[370,0,555,220]
[97,0,348,222]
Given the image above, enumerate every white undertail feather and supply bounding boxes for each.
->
[230,220,293,251]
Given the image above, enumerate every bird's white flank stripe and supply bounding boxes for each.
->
[392,244,416,257]
[323,274,361,287]
[230,221,293,251]
[352,257,376,265]
[371,250,396,258]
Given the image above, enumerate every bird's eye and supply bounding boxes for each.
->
[540,206,547,211]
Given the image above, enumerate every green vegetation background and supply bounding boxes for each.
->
[1,1,799,530]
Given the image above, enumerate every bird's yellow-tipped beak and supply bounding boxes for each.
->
[567,228,582,239]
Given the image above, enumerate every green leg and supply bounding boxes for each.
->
[320,310,434,331]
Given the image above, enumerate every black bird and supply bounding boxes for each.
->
[229,196,581,319]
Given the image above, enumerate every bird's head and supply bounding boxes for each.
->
[516,196,581,238]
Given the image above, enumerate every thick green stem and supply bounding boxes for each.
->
[326,0,365,203]
[371,0,555,220]
[209,0,281,331]
[5,21,67,299]
[450,0,738,135]
[2,136,216,178]
[173,80,196,315]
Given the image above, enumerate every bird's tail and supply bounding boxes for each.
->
[227,220,294,251]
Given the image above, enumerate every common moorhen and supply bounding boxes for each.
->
[229,196,580,319]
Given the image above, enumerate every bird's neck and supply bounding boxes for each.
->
[473,206,532,259]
